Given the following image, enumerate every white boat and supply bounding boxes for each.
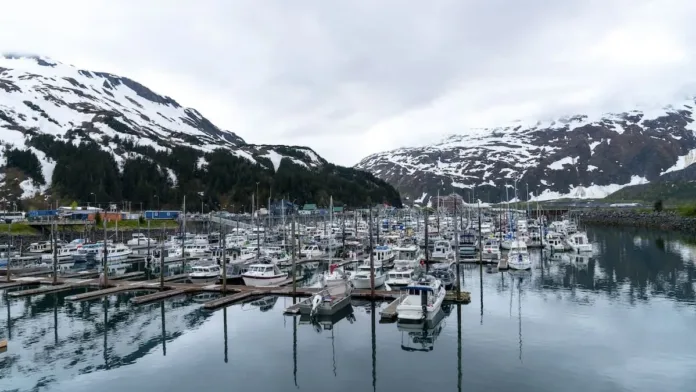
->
[431,240,454,261]
[28,240,55,254]
[481,238,501,260]
[189,264,221,284]
[386,268,414,288]
[126,233,158,246]
[545,232,567,252]
[41,244,81,263]
[351,263,386,289]
[220,260,250,280]
[321,263,352,288]
[396,275,446,321]
[566,232,593,252]
[183,243,210,257]
[392,244,419,269]
[300,244,324,258]
[507,240,532,270]
[242,263,288,286]
[371,245,396,267]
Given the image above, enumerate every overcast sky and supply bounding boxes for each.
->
[2,0,696,166]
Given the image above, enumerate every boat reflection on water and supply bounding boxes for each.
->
[299,304,356,330]
[245,295,279,312]
[397,309,448,352]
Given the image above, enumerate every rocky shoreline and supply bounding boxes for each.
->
[577,209,696,234]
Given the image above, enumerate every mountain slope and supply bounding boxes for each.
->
[0,54,401,209]
[356,107,696,204]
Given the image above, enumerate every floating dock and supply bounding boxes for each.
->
[379,294,406,322]
[497,258,509,270]
[203,291,261,310]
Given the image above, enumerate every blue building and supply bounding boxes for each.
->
[144,210,180,220]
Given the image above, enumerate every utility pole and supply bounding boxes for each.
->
[221,223,227,294]
[424,209,430,274]
[52,220,58,285]
[291,210,297,296]
[454,197,460,299]
[369,205,375,298]
[160,226,165,289]
[102,218,109,287]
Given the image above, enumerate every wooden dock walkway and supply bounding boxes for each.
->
[8,282,90,298]
[379,294,406,322]
[497,258,509,270]
[0,279,42,290]
[110,272,146,281]
[203,291,262,310]
[130,288,188,305]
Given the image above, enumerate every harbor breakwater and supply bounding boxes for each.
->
[578,209,696,234]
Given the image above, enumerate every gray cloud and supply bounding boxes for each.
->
[2,0,696,165]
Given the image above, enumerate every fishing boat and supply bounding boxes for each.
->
[371,245,396,268]
[300,244,324,259]
[350,262,386,289]
[545,232,567,252]
[242,262,288,286]
[458,232,477,260]
[189,264,221,284]
[481,238,501,260]
[298,287,352,316]
[126,233,158,246]
[507,240,532,270]
[396,274,446,321]
[566,231,593,253]
[385,268,414,289]
[430,240,454,262]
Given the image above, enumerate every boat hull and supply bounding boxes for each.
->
[242,274,288,287]
[189,275,220,284]
[397,290,445,321]
[352,274,386,289]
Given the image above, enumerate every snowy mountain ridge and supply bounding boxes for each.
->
[0,54,326,197]
[356,101,696,204]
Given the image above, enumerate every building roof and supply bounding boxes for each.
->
[303,203,317,211]
[332,206,344,212]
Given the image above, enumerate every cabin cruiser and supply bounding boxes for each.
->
[41,243,81,263]
[386,268,414,289]
[126,233,157,246]
[481,238,501,260]
[220,259,251,281]
[430,240,454,262]
[507,240,532,270]
[396,274,446,321]
[28,240,56,254]
[351,262,386,289]
[189,263,221,284]
[545,232,567,252]
[371,245,396,268]
[300,244,324,259]
[183,243,210,257]
[458,232,477,260]
[566,231,593,252]
[242,262,288,286]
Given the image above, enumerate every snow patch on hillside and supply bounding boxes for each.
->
[531,176,648,201]
[661,148,696,175]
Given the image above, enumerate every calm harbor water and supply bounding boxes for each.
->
[2,227,696,392]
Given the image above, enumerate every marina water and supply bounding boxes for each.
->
[2,226,696,392]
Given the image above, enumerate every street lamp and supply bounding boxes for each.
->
[90,192,96,208]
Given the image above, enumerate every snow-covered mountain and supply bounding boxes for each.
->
[356,107,696,204]
[0,54,327,198]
